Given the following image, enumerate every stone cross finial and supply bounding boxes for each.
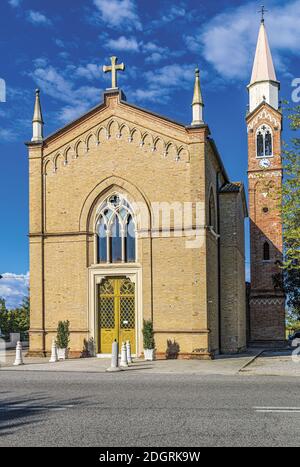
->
[103,56,125,89]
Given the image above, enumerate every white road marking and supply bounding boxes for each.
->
[254,407,300,413]
[254,407,300,410]
[0,404,74,411]
[256,410,300,413]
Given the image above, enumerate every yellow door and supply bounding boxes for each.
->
[99,277,136,354]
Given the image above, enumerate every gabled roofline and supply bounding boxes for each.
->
[245,100,282,122]
[40,89,194,145]
[120,99,187,129]
[44,101,106,144]
[207,137,229,184]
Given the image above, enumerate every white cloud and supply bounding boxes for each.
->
[145,64,194,89]
[105,36,139,52]
[30,64,101,123]
[33,57,49,68]
[151,4,189,28]
[8,0,22,7]
[186,0,300,80]
[143,42,166,63]
[0,273,29,309]
[133,88,164,104]
[143,42,165,53]
[102,36,182,64]
[27,10,52,26]
[0,129,16,142]
[145,53,165,64]
[133,63,195,104]
[75,63,102,81]
[161,5,186,22]
[93,0,141,30]
[55,39,65,48]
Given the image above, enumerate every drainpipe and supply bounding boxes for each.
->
[216,172,222,354]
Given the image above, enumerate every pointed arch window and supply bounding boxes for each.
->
[96,194,136,264]
[263,241,270,261]
[256,125,273,158]
[208,189,217,232]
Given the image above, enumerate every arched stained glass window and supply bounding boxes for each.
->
[265,130,272,156]
[257,132,264,158]
[111,215,122,263]
[97,216,107,263]
[256,125,273,158]
[126,215,136,263]
[96,194,136,264]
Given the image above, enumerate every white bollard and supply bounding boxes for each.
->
[13,341,24,366]
[126,340,132,364]
[120,342,128,367]
[106,340,121,372]
[49,339,58,363]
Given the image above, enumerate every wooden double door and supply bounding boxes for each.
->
[99,277,136,354]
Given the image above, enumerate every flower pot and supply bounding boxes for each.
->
[57,348,69,360]
[144,348,155,361]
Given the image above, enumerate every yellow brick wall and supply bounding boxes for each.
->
[219,191,246,353]
[28,91,246,358]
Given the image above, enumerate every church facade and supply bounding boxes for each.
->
[27,18,284,359]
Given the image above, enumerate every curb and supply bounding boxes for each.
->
[238,350,265,373]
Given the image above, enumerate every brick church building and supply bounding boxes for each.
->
[247,19,285,345]
[26,18,285,359]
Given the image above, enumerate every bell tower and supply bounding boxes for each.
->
[247,17,285,345]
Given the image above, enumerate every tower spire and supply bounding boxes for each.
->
[191,67,204,126]
[31,89,44,143]
[248,17,279,113]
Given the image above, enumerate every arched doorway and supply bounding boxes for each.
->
[99,277,136,354]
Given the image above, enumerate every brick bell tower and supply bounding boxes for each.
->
[246,17,286,345]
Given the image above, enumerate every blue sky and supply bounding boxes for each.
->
[0,0,299,307]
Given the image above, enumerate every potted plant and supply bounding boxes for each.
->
[56,320,70,360]
[142,320,155,361]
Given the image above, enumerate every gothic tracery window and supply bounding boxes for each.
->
[96,195,136,264]
[256,125,273,158]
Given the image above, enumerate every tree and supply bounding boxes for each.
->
[0,293,30,338]
[281,104,300,317]
[0,298,9,336]
[14,294,30,335]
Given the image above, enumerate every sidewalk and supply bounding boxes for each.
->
[0,349,261,375]
[241,349,300,377]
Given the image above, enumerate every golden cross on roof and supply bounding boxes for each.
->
[258,5,268,23]
[103,56,125,89]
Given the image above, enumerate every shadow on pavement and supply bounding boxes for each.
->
[0,392,91,439]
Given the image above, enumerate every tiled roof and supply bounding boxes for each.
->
[219,182,242,193]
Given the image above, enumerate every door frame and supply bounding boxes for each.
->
[88,265,142,357]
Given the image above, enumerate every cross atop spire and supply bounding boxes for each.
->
[103,56,125,90]
[248,17,280,112]
[258,5,268,23]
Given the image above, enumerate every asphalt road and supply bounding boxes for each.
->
[0,370,299,447]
